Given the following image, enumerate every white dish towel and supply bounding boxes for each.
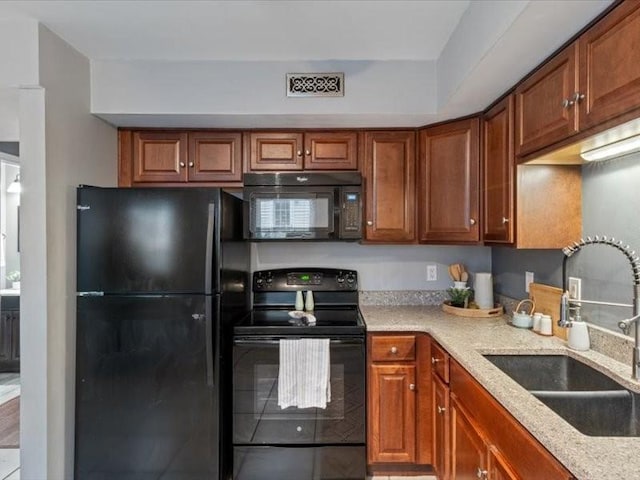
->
[278,338,331,409]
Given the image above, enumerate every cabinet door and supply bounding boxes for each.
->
[362,131,416,242]
[188,132,242,183]
[432,375,450,480]
[483,96,515,244]
[0,312,11,362]
[247,132,303,171]
[418,118,480,244]
[515,44,579,157]
[488,446,520,480]
[451,396,487,480]
[578,1,640,129]
[303,131,358,170]
[133,131,188,183]
[368,364,416,464]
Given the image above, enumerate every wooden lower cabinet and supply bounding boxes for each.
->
[450,360,574,480]
[432,374,450,480]
[451,395,489,480]
[367,333,432,474]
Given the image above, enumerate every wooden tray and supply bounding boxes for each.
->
[442,301,504,318]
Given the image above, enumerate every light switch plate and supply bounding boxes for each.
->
[568,277,582,300]
[525,271,534,293]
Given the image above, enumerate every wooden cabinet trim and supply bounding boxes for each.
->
[432,373,450,480]
[431,341,450,384]
[118,130,133,187]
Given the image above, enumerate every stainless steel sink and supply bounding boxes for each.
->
[483,354,640,437]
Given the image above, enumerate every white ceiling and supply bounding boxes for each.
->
[0,0,615,130]
[0,0,470,61]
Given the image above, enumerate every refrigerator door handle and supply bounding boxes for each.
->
[205,203,215,295]
[205,296,214,387]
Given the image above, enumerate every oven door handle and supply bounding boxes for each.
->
[233,337,364,345]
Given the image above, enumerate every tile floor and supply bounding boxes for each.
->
[0,373,20,480]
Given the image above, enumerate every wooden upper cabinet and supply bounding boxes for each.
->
[188,132,242,182]
[133,131,188,183]
[368,363,416,464]
[418,118,480,244]
[578,0,640,129]
[121,130,243,186]
[303,131,358,170]
[247,131,358,171]
[483,96,515,245]
[362,131,416,243]
[515,43,579,157]
[247,132,304,171]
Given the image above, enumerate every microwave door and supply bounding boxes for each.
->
[248,190,335,240]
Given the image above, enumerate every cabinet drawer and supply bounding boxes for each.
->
[370,335,416,362]
[431,341,450,383]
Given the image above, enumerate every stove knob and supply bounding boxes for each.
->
[266,276,273,284]
[256,278,264,288]
[346,275,355,284]
[337,276,345,283]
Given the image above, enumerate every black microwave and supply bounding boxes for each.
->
[243,172,362,241]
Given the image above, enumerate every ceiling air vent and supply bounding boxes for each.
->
[286,73,344,97]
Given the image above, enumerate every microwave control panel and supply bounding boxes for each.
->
[341,188,362,238]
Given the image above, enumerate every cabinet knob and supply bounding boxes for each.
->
[431,357,441,364]
[470,218,476,225]
[573,92,585,103]
[502,217,509,224]
[390,346,398,354]
[189,161,194,167]
[409,383,416,391]
[476,468,488,479]
[562,98,575,109]
[367,221,373,226]
[179,162,186,168]
[437,405,446,414]
[305,149,311,156]
[297,150,302,157]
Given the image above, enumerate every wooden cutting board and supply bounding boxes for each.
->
[529,283,568,340]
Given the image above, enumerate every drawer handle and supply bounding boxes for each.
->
[409,383,416,391]
[305,149,311,156]
[431,357,441,364]
[390,346,398,354]
[437,405,446,414]
[502,217,509,224]
[179,162,186,168]
[297,150,302,157]
[469,218,476,225]
[476,467,488,479]
[188,161,194,167]
[367,221,373,226]
[562,98,575,109]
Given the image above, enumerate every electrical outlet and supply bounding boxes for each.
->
[568,277,582,300]
[525,271,534,293]
[427,264,437,282]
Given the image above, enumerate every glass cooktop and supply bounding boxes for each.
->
[234,308,365,336]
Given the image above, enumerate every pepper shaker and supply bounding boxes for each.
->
[295,291,304,311]
[305,290,315,311]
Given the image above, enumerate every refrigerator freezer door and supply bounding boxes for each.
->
[77,187,219,294]
[75,295,219,479]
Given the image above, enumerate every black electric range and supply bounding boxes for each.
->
[231,268,366,480]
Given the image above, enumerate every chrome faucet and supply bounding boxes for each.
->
[560,236,640,380]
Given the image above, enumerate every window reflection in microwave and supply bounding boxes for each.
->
[256,198,330,230]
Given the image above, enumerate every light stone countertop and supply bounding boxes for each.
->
[361,305,640,480]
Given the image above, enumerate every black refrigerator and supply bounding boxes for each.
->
[74,186,250,480]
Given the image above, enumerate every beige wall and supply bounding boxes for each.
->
[21,25,117,479]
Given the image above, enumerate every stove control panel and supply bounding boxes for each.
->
[253,268,358,291]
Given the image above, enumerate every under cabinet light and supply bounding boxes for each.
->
[580,135,640,162]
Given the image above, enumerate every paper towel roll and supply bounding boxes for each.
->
[474,273,494,309]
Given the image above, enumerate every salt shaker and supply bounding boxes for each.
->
[295,291,304,311]
[305,290,315,311]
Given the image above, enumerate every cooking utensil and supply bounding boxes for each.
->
[460,270,469,282]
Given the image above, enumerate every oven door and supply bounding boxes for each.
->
[244,187,336,240]
[232,336,365,445]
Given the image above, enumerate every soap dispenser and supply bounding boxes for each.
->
[568,321,590,351]
[305,291,315,312]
